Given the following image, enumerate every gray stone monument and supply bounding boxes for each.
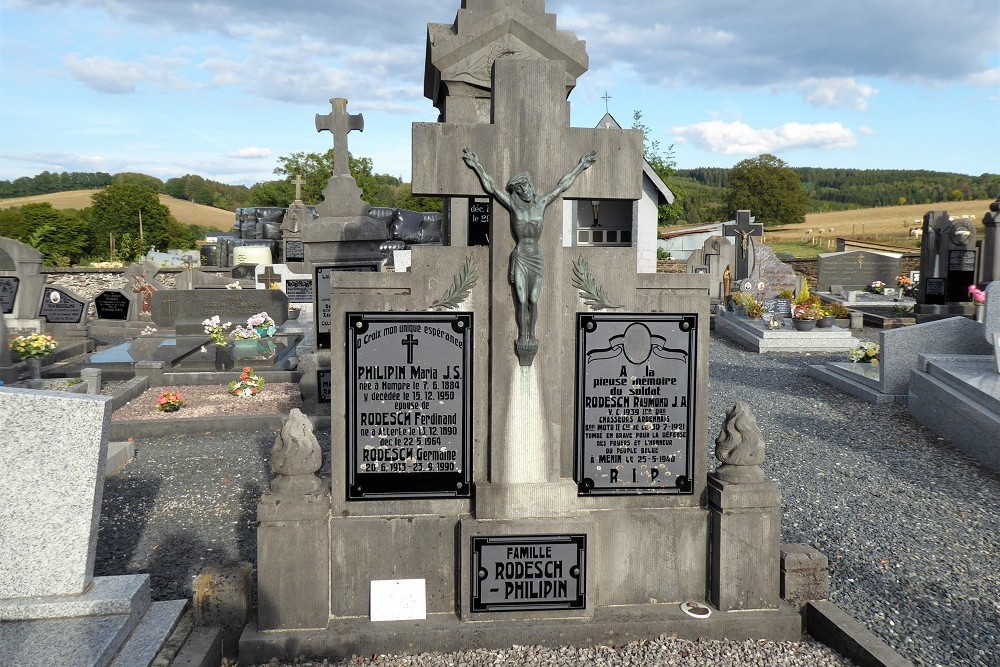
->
[686,235,735,301]
[979,198,1000,284]
[816,250,901,293]
[240,2,803,661]
[0,387,186,665]
[0,236,45,330]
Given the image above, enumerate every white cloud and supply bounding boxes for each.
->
[800,78,879,111]
[966,68,1000,87]
[671,120,857,155]
[64,54,142,94]
[858,126,876,137]
[228,147,271,159]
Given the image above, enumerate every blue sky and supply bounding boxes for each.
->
[1,0,997,187]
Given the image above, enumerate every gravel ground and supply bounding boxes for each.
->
[94,327,1000,667]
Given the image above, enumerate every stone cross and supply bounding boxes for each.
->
[315,98,365,176]
[257,266,282,290]
[722,210,764,280]
[292,174,305,202]
[413,59,642,365]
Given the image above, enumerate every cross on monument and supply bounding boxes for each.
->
[257,266,282,290]
[401,333,419,364]
[602,91,612,113]
[722,210,764,280]
[315,98,365,176]
[292,174,305,201]
[412,59,643,365]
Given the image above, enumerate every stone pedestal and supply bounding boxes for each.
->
[708,475,781,611]
[780,543,830,611]
[256,488,331,630]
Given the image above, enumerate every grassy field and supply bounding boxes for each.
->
[0,190,236,231]
[764,199,992,254]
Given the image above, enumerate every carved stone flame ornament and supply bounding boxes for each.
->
[714,402,766,484]
[270,408,323,494]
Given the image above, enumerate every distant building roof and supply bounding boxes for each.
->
[658,222,722,240]
[597,112,674,206]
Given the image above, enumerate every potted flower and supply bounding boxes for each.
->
[730,292,752,316]
[745,297,766,320]
[969,285,986,322]
[848,341,880,365]
[868,280,885,294]
[792,303,819,331]
[156,389,186,412]
[247,311,276,338]
[203,315,234,370]
[230,325,261,358]
[229,366,266,397]
[9,332,57,382]
[816,307,836,328]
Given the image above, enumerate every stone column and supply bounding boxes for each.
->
[709,403,781,611]
[256,410,331,630]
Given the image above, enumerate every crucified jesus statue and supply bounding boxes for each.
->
[463,148,597,366]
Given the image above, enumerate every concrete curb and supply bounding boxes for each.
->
[110,414,330,441]
[806,600,914,667]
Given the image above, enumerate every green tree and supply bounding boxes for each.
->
[632,111,682,225]
[273,149,406,208]
[724,154,809,228]
[90,183,173,256]
[8,203,91,265]
[112,172,164,192]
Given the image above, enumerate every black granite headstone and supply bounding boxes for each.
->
[151,289,288,335]
[284,278,313,303]
[0,276,19,314]
[94,290,132,320]
[468,199,491,246]
[39,287,85,324]
[231,264,257,280]
[284,240,305,262]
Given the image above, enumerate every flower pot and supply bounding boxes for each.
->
[976,303,984,323]
[255,325,275,339]
[214,344,235,371]
[733,305,747,317]
[27,358,42,380]
[287,307,301,320]
[792,318,816,332]
[816,315,835,328]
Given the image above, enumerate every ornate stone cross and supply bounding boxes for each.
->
[257,266,282,290]
[315,98,365,176]
[722,210,764,280]
[292,174,305,201]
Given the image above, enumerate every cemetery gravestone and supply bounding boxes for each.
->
[686,236,735,301]
[39,286,86,324]
[151,289,288,335]
[94,290,133,320]
[243,4,798,659]
[0,236,45,321]
[722,210,763,280]
[817,251,901,293]
[749,244,801,299]
[0,275,18,314]
[917,210,977,313]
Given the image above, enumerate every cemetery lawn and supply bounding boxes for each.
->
[0,190,235,231]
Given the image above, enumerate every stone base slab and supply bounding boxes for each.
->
[715,312,858,353]
[806,364,905,405]
[239,602,803,665]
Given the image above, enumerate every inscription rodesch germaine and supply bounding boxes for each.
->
[347,312,473,500]
[575,313,697,495]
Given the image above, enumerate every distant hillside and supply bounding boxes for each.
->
[0,190,235,232]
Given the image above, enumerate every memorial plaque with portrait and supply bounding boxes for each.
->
[0,276,19,314]
[346,312,473,500]
[575,313,697,495]
[39,287,85,324]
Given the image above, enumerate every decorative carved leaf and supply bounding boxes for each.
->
[429,255,478,310]
[572,255,621,310]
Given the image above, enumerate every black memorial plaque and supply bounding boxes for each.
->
[317,369,332,403]
[468,199,491,246]
[949,250,976,272]
[315,265,380,350]
[231,263,256,280]
[346,312,473,500]
[0,276,19,314]
[284,278,313,304]
[471,535,586,613]
[924,277,946,305]
[284,240,305,262]
[575,313,696,495]
[39,287,85,324]
[94,290,131,320]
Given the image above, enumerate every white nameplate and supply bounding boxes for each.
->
[370,578,426,622]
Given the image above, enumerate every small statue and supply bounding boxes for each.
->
[714,402,766,484]
[269,409,323,494]
[722,264,732,307]
[463,148,596,366]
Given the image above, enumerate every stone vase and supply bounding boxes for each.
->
[792,318,816,332]
[27,357,42,380]
[215,344,235,371]
[976,303,985,323]
[816,315,835,328]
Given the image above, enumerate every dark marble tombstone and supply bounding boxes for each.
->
[817,251,900,292]
[151,289,288,335]
[0,276,19,314]
[94,290,133,320]
[39,286,86,324]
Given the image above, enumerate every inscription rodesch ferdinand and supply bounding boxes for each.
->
[347,312,473,500]
[575,313,697,495]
